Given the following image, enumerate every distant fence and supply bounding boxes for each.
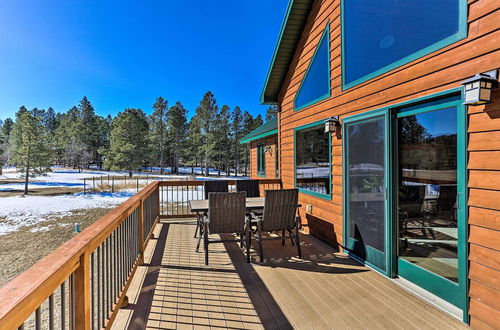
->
[0,178,282,329]
[83,175,169,194]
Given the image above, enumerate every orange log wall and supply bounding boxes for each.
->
[257,0,499,327]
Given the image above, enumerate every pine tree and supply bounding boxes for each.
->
[95,115,112,168]
[195,92,218,176]
[149,97,168,173]
[166,101,188,174]
[55,106,89,171]
[213,105,232,175]
[265,105,278,121]
[1,118,14,170]
[231,106,244,176]
[9,107,51,194]
[185,116,203,175]
[79,97,99,167]
[104,109,149,176]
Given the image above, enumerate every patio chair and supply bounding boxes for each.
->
[194,180,230,240]
[236,179,260,197]
[201,192,248,265]
[248,189,301,262]
[203,180,229,199]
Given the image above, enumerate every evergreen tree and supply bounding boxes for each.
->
[55,106,89,171]
[1,117,14,170]
[213,105,232,175]
[195,92,218,176]
[104,109,149,176]
[185,116,203,175]
[265,105,278,121]
[9,107,51,194]
[95,115,112,168]
[79,97,99,167]
[166,101,188,174]
[149,97,168,173]
[231,106,244,176]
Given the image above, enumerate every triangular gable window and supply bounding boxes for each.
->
[294,25,330,111]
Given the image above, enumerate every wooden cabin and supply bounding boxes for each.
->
[243,0,500,327]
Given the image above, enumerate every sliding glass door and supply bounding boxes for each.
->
[396,98,466,309]
[342,92,466,313]
[343,110,391,275]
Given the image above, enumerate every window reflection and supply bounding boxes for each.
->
[343,0,462,85]
[295,126,330,196]
[398,107,458,282]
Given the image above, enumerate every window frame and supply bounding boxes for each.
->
[257,143,266,177]
[294,23,331,112]
[340,0,468,90]
[293,120,332,200]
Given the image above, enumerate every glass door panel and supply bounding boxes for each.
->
[398,107,458,281]
[345,115,387,272]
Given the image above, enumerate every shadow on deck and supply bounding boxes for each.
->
[112,219,466,330]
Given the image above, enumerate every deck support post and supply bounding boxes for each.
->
[74,252,91,330]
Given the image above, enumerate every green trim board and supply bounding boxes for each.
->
[340,0,468,90]
[260,0,314,104]
[293,119,332,200]
[240,129,278,144]
[294,23,331,112]
[341,88,468,321]
[240,117,278,144]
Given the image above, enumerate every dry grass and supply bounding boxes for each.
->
[0,207,111,287]
[0,186,83,197]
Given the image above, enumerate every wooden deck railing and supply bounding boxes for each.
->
[0,178,281,329]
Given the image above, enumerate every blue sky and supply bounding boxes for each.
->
[0,1,288,120]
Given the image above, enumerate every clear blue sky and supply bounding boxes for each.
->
[0,1,288,121]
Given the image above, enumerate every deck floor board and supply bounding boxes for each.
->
[113,219,468,330]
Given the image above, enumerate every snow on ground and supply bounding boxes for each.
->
[0,166,248,235]
[0,192,134,236]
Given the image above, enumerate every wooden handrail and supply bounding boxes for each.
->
[0,181,160,330]
[157,178,282,186]
[0,178,283,329]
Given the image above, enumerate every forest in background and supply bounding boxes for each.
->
[0,91,278,192]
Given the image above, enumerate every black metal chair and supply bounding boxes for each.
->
[236,179,260,197]
[248,189,301,262]
[201,192,248,265]
[194,180,230,241]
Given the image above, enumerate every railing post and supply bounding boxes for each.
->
[138,199,145,265]
[74,252,90,330]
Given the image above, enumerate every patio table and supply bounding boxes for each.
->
[189,197,266,213]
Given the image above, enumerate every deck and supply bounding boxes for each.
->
[112,218,467,330]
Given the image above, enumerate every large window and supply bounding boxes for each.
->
[295,123,331,198]
[294,25,331,111]
[257,143,266,177]
[342,0,466,89]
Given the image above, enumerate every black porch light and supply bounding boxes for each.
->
[324,116,340,133]
[461,70,498,106]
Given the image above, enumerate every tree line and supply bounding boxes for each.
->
[0,92,278,194]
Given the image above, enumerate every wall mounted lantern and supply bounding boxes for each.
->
[461,70,498,105]
[324,116,340,133]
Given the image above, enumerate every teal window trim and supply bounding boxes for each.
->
[293,119,332,200]
[340,0,468,90]
[257,143,266,177]
[341,87,468,322]
[294,24,331,112]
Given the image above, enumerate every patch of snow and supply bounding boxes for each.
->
[0,192,134,236]
[30,226,50,233]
